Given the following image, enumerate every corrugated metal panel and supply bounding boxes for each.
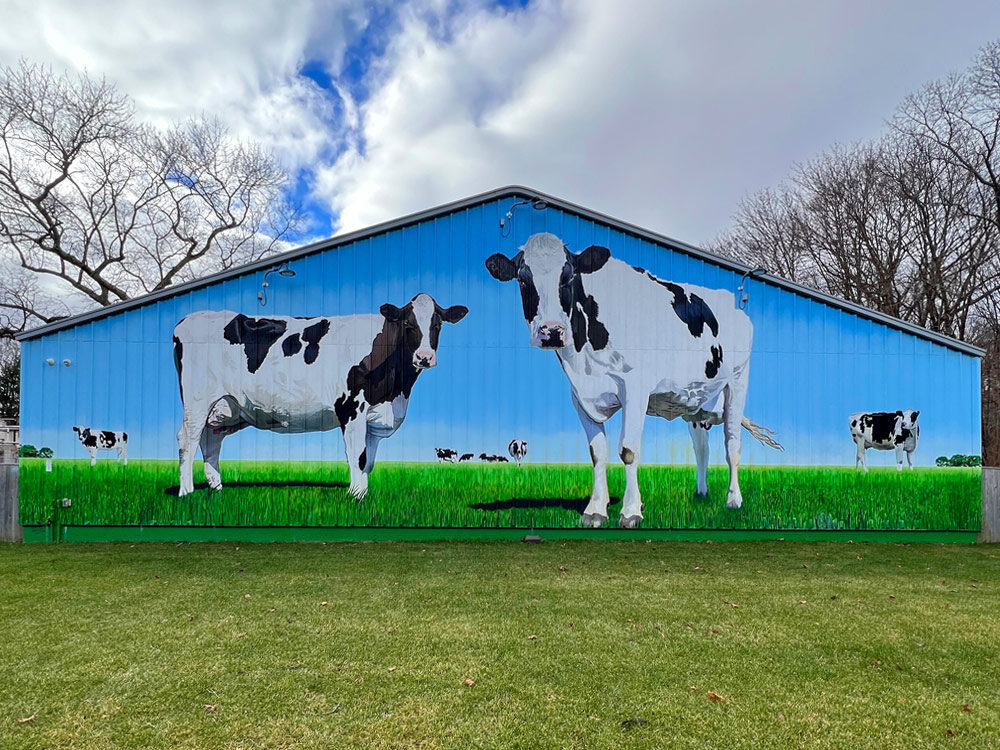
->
[17,199,982,533]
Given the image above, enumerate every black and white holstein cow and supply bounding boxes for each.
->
[72,426,128,466]
[508,439,527,466]
[173,293,467,499]
[849,409,919,471]
[435,448,459,462]
[486,232,782,528]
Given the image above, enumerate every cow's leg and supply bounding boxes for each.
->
[854,436,866,470]
[723,372,749,510]
[342,414,369,500]
[618,390,650,528]
[88,446,97,467]
[199,428,226,491]
[177,401,213,497]
[572,393,610,528]
[906,449,914,470]
[362,432,381,477]
[119,442,127,466]
[895,444,904,471]
[688,421,710,497]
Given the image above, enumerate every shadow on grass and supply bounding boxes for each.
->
[470,496,622,513]
[164,480,349,496]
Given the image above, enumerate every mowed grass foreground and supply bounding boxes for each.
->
[1,542,999,749]
[19,459,980,530]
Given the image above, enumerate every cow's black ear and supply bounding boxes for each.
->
[380,303,404,321]
[72,426,80,433]
[440,305,468,324]
[485,253,517,282]
[911,410,919,421]
[895,410,903,416]
[574,245,611,274]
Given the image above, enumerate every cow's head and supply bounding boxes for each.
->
[485,232,610,350]
[379,292,467,370]
[898,409,919,430]
[72,426,87,438]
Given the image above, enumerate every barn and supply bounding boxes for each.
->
[14,186,984,542]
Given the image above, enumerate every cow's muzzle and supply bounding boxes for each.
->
[413,349,437,369]
[536,322,568,349]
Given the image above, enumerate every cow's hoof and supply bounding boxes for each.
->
[581,513,608,528]
[695,489,709,499]
[348,485,368,501]
[725,491,743,510]
[619,514,643,529]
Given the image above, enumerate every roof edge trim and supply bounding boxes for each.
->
[15,184,985,357]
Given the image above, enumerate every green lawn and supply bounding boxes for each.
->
[1,541,998,748]
[19,459,981,531]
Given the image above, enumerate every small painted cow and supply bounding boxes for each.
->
[479,453,509,463]
[508,439,528,466]
[173,293,467,499]
[459,453,474,462]
[486,232,782,528]
[436,448,458,462]
[849,409,920,471]
[72,426,128,466]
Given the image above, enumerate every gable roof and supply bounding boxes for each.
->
[15,185,985,356]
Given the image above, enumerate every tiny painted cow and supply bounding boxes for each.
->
[436,448,458,462]
[72,426,128,466]
[849,409,920,471]
[508,439,528,466]
[173,293,467,498]
[486,232,782,528]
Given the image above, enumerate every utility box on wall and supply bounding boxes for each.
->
[15,187,984,542]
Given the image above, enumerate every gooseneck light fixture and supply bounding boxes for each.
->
[500,197,549,237]
[258,262,296,307]
[737,266,768,310]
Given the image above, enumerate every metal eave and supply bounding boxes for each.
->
[15,184,986,357]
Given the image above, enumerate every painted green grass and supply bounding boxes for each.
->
[19,458,980,530]
[2,541,1000,749]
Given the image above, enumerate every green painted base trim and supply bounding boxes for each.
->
[19,524,980,544]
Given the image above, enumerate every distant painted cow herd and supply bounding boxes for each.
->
[71,232,931,528]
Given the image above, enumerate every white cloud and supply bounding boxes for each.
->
[316,0,1000,243]
[0,0,364,173]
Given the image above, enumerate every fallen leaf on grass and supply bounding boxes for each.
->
[528,635,537,641]
[799,600,808,605]
[558,566,568,575]
[320,602,329,607]
[946,729,955,737]
[388,667,396,672]
[235,633,246,639]
[203,705,217,713]
[802,564,809,569]
[777,713,785,721]
[464,679,475,687]
[830,595,839,600]
[620,717,649,729]
[889,595,896,600]
[706,692,725,702]
[16,715,36,724]
[723,601,740,609]
[961,704,972,713]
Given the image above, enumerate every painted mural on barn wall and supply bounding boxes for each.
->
[19,208,982,532]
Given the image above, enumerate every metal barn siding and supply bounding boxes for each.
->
[16,187,983,542]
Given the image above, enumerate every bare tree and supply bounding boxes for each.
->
[0,61,299,331]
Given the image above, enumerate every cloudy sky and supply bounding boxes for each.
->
[2,0,999,247]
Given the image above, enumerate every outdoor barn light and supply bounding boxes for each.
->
[257,262,297,307]
[45,358,55,366]
[737,266,767,310]
[500,197,549,237]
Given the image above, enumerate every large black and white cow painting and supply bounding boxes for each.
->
[849,409,920,471]
[173,293,467,499]
[486,232,782,528]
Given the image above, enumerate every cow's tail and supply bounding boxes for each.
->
[741,416,784,451]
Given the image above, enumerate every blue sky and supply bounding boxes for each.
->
[19,200,981,469]
[3,0,1000,247]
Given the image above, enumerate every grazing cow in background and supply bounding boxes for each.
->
[459,453,474,462]
[850,409,920,471]
[508,439,528,466]
[487,232,782,529]
[435,448,459,463]
[173,293,467,499]
[72,426,128,466]
[479,453,509,463]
